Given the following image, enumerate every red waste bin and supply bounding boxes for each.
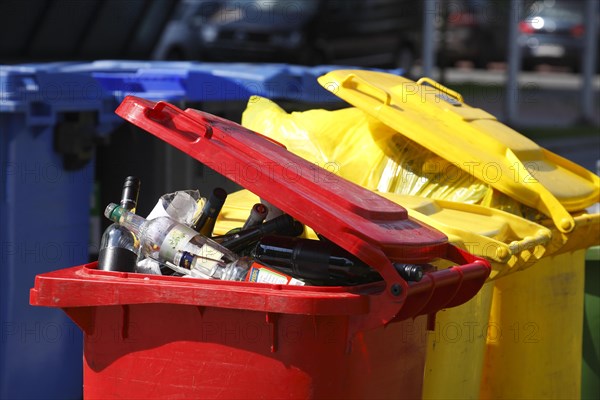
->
[30,96,490,399]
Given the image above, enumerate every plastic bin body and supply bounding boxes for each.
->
[31,97,490,399]
[0,112,88,399]
[422,283,494,399]
[582,246,600,399]
[480,250,586,399]
[0,66,120,399]
[33,265,436,399]
[79,295,428,399]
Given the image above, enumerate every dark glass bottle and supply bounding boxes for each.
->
[251,235,376,285]
[242,203,268,230]
[217,214,304,253]
[97,176,141,272]
[252,236,425,285]
[192,187,227,236]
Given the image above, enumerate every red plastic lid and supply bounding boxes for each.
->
[115,96,448,273]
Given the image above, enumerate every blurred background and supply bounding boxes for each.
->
[0,0,596,71]
[1,0,598,245]
[1,0,598,238]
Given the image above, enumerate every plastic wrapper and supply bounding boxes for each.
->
[242,96,488,203]
[146,190,204,225]
[137,190,205,275]
[136,257,163,275]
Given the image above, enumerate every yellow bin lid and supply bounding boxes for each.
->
[317,70,600,233]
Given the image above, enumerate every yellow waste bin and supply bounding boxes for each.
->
[214,189,552,399]
[239,71,600,399]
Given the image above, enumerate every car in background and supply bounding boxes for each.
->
[436,0,507,69]
[518,0,586,71]
[153,0,422,72]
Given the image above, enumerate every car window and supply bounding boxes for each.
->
[527,1,583,25]
[191,0,318,24]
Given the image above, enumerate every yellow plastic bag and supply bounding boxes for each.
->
[242,96,489,203]
[242,96,391,189]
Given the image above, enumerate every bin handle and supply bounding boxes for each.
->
[341,73,392,106]
[506,229,551,259]
[505,149,575,233]
[149,101,213,139]
[416,77,464,103]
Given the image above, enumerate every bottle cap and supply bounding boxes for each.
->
[105,203,124,222]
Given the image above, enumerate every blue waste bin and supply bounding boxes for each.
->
[1,61,401,398]
[59,60,370,103]
[0,64,122,399]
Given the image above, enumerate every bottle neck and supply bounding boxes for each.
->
[219,214,304,253]
[192,188,227,233]
[107,205,146,237]
[119,176,141,212]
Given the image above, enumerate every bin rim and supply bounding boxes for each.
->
[31,255,489,339]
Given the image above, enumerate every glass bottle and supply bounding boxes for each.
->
[97,176,141,272]
[105,203,238,278]
[242,203,268,230]
[252,235,378,285]
[192,187,227,236]
[253,236,425,285]
[164,255,304,285]
[217,214,304,253]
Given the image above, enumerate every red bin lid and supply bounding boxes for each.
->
[115,96,449,273]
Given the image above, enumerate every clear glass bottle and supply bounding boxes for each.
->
[105,203,238,278]
[97,177,141,272]
[164,255,305,285]
[172,252,251,281]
